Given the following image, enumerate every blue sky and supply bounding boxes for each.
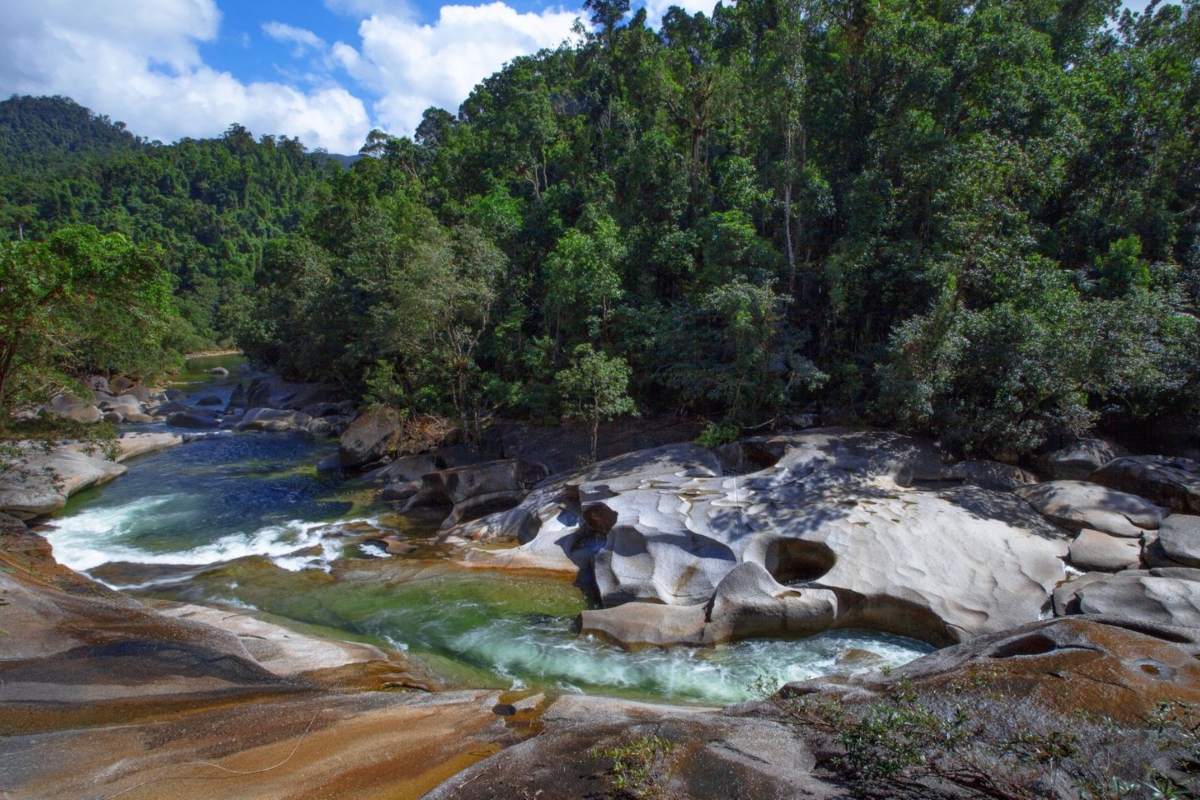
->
[0,0,1162,154]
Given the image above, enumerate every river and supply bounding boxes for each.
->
[43,355,932,705]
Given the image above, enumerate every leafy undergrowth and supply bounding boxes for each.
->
[590,734,677,800]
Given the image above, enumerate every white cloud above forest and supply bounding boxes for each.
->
[331,2,582,136]
[0,0,372,152]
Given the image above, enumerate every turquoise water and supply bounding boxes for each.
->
[45,357,933,704]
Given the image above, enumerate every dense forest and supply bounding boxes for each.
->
[2,0,1198,458]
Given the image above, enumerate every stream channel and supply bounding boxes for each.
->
[43,355,932,705]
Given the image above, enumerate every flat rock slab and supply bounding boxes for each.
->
[1157,515,1200,568]
[1014,480,1165,536]
[1,690,508,800]
[1074,568,1200,628]
[424,694,847,800]
[0,445,126,519]
[1068,528,1144,572]
[157,604,393,676]
[110,432,182,462]
[1092,456,1200,514]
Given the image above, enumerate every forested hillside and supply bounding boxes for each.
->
[3,0,1199,458]
[0,97,337,350]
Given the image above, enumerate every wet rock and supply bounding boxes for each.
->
[1092,455,1200,514]
[1013,480,1165,536]
[305,417,333,437]
[167,411,220,430]
[228,382,248,409]
[207,366,229,376]
[365,453,442,485]
[195,395,223,406]
[1068,528,1144,572]
[580,603,709,647]
[235,407,313,433]
[1156,515,1200,568]
[380,481,421,502]
[102,411,123,423]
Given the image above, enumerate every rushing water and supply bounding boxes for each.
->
[44,356,933,705]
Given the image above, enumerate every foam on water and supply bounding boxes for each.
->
[366,601,932,703]
[45,495,346,577]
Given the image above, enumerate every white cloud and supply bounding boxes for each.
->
[324,0,415,19]
[333,2,581,135]
[263,21,326,56]
[0,0,372,153]
[643,0,717,28]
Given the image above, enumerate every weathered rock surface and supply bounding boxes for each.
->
[245,375,341,411]
[1092,455,1200,514]
[56,402,103,424]
[407,459,550,529]
[1159,514,1200,568]
[0,444,126,519]
[1035,438,1128,481]
[0,435,180,520]
[1071,568,1200,628]
[451,431,1071,646]
[235,407,313,433]
[778,617,1200,725]
[339,407,402,468]
[1013,479,1165,536]
[424,694,847,800]
[109,432,183,461]
[1068,528,1143,571]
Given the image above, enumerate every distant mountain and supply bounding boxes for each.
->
[0,95,146,172]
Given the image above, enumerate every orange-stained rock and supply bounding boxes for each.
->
[782,616,1200,725]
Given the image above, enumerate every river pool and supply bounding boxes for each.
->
[44,356,932,704]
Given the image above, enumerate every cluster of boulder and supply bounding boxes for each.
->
[37,372,358,439]
[356,425,1200,652]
